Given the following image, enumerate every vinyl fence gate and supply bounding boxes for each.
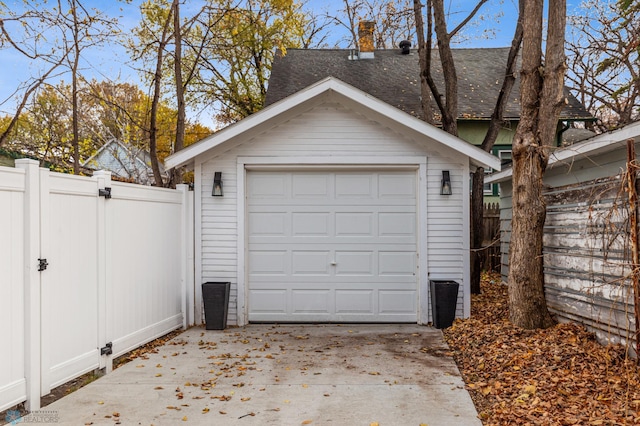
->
[0,159,195,412]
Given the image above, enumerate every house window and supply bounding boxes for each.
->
[499,150,512,167]
[483,169,493,195]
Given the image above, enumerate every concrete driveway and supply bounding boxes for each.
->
[45,325,481,425]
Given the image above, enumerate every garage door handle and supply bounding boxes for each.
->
[330,261,337,266]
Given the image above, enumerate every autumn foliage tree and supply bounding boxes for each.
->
[193,0,313,124]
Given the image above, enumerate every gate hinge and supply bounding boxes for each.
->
[98,187,112,199]
[38,258,48,271]
[101,342,113,356]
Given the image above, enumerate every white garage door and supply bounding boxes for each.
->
[247,169,418,322]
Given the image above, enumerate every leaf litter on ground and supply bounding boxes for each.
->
[443,272,640,425]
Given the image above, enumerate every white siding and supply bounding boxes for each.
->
[197,100,470,325]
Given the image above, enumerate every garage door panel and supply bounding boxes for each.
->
[292,212,330,236]
[335,174,374,198]
[379,251,416,275]
[335,290,374,313]
[335,212,373,236]
[249,290,287,313]
[292,251,331,275]
[334,251,374,275]
[249,174,288,198]
[379,290,417,314]
[379,174,416,198]
[249,212,287,235]
[248,170,417,323]
[292,174,330,197]
[379,212,416,236]
[249,251,287,275]
[292,290,331,313]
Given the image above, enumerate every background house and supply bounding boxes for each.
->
[265,46,593,202]
[487,122,640,354]
[83,139,167,185]
[165,77,500,327]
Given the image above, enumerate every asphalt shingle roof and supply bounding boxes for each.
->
[265,48,591,121]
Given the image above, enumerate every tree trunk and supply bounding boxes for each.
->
[432,0,457,135]
[71,0,80,175]
[149,10,173,188]
[470,1,524,294]
[471,167,484,294]
[171,0,185,187]
[412,0,434,124]
[508,0,565,329]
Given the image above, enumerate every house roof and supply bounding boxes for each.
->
[83,139,166,184]
[164,77,501,171]
[265,48,592,122]
[486,121,640,184]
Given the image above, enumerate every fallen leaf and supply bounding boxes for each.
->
[181,416,187,421]
[301,421,313,425]
[202,407,210,413]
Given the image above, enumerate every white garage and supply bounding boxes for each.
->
[247,169,418,322]
[164,77,500,327]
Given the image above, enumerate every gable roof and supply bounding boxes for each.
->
[486,121,640,184]
[265,48,591,122]
[165,77,501,171]
[83,139,166,185]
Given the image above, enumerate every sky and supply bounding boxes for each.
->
[0,0,553,129]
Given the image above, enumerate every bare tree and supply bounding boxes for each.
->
[150,11,174,187]
[0,1,119,172]
[0,5,72,146]
[414,0,525,296]
[333,0,416,49]
[566,0,639,131]
[508,0,567,329]
[171,0,185,186]
[470,2,524,294]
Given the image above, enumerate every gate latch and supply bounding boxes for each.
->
[101,342,113,356]
[38,258,48,271]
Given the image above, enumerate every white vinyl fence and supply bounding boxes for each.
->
[0,159,194,412]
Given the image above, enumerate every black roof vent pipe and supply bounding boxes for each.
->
[399,40,412,54]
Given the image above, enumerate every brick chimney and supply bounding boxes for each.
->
[358,21,375,59]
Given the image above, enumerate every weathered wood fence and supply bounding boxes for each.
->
[472,203,501,272]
